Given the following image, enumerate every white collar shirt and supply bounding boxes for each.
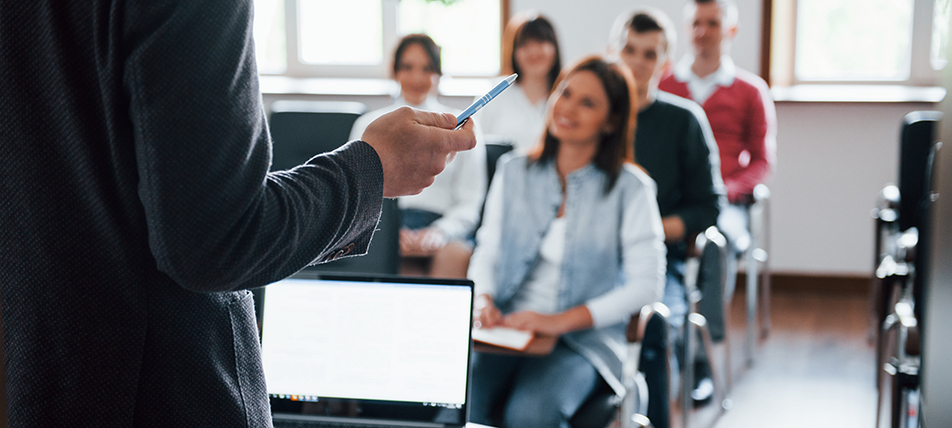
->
[673,54,737,105]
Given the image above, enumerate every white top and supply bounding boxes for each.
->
[470,162,666,328]
[673,54,738,105]
[474,83,547,153]
[507,217,566,314]
[349,97,487,241]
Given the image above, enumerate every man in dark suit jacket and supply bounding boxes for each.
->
[0,0,475,426]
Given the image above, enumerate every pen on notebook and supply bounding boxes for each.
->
[454,73,518,130]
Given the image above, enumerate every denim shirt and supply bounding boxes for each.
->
[470,154,666,395]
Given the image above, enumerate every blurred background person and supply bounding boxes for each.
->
[608,6,725,404]
[659,0,776,255]
[350,33,486,278]
[476,12,562,154]
[467,56,665,428]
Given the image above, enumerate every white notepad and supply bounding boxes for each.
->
[471,326,534,351]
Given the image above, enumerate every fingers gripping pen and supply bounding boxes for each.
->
[454,73,518,130]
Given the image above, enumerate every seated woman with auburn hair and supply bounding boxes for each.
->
[467,56,666,427]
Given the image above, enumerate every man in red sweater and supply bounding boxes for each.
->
[659,0,776,253]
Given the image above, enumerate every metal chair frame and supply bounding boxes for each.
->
[681,227,732,428]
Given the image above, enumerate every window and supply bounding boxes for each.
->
[769,0,947,86]
[933,0,951,69]
[252,0,504,78]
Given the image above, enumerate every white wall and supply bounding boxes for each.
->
[263,0,938,276]
[508,0,936,276]
[509,0,762,76]
[770,101,933,275]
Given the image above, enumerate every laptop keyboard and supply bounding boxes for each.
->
[273,420,397,428]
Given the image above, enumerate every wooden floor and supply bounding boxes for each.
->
[684,286,876,428]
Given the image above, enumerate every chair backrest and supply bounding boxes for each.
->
[268,100,367,171]
[638,303,672,428]
[267,100,396,275]
[897,111,941,231]
[474,140,515,235]
[484,138,515,191]
[569,305,663,428]
[694,227,730,343]
[915,141,941,336]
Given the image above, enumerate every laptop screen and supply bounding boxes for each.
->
[260,273,473,425]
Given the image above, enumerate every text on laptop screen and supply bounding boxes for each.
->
[260,278,472,407]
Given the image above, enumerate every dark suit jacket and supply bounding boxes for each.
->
[0,0,383,426]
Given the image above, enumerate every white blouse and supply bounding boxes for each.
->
[507,216,566,314]
[474,83,547,153]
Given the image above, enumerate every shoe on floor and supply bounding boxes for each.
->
[691,377,714,407]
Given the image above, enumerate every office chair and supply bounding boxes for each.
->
[871,112,940,390]
[268,100,367,171]
[473,138,514,237]
[485,141,514,189]
[681,227,731,428]
[896,111,942,232]
[570,303,672,428]
[742,184,771,367]
[896,113,940,334]
[875,227,921,428]
[694,226,733,396]
[872,113,941,428]
[266,100,401,275]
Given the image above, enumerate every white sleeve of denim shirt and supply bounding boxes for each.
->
[585,171,667,328]
[467,159,505,299]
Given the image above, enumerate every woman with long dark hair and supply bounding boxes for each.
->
[350,34,486,277]
[477,12,562,152]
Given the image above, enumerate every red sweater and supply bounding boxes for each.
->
[660,68,776,203]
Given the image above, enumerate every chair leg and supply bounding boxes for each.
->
[630,414,652,428]
[690,314,728,413]
[721,287,733,395]
[681,314,695,428]
[745,248,758,368]
[758,195,772,340]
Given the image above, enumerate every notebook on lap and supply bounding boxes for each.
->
[259,272,475,428]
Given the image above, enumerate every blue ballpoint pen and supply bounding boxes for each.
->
[455,73,518,130]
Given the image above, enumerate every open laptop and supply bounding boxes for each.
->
[259,272,474,428]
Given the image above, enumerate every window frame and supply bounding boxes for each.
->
[765,0,942,87]
[260,0,509,79]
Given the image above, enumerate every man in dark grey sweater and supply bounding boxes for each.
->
[0,0,475,426]
[609,6,725,407]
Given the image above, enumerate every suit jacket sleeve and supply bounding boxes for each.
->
[123,0,383,292]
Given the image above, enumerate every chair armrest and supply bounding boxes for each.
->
[873,184,900,223]
[752,183,771,203]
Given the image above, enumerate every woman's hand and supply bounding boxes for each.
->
[501,306,594,337]
[399,227,447,257]
[500,311,561,336]
[473,294,502,330]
